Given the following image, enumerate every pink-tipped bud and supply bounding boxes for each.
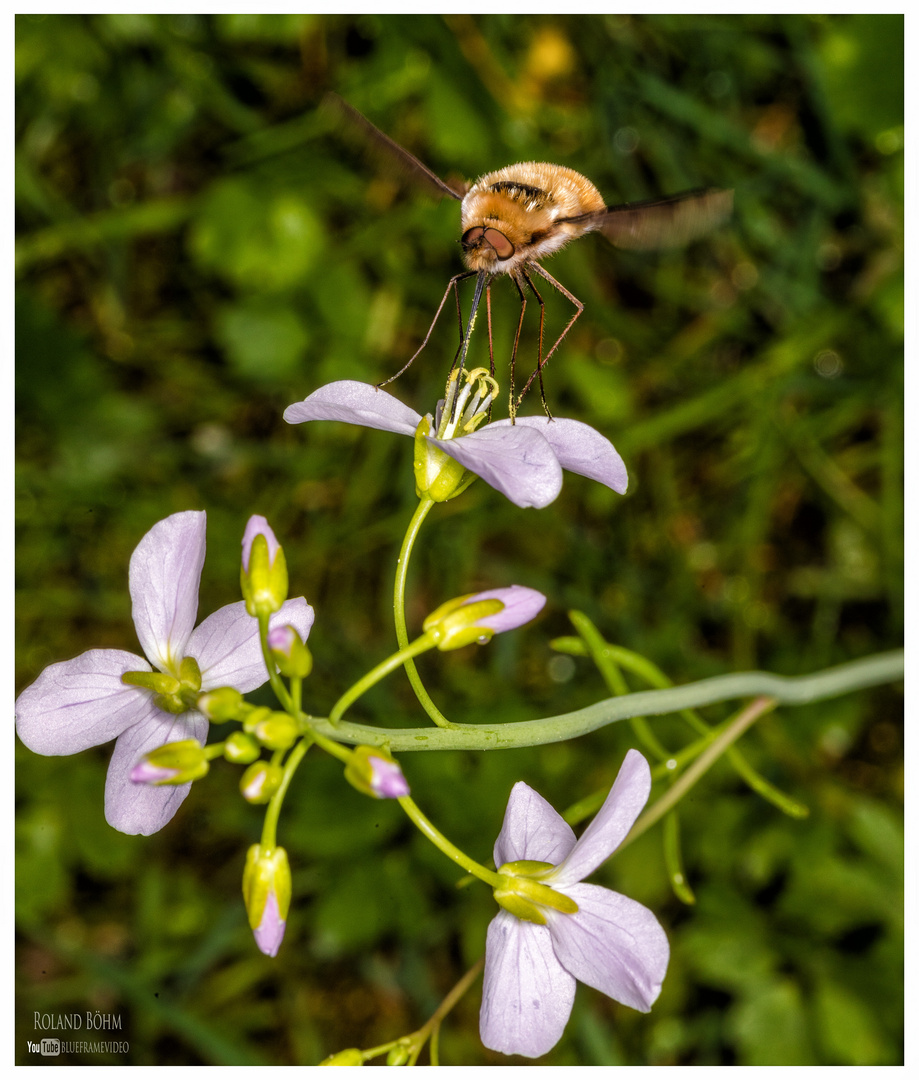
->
[129,739,209,785]
[267,624,313,679]
[242,844,291,958]
[240,515,288,618]
[129,760,178,785]
[239,761,283,803]
[422,586,546,650]
[253,889,286,958]
[344,746,410,800]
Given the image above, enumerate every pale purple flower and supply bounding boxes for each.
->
[15,511,315,836]
[283,381,628,509]
[480,749,669,1058]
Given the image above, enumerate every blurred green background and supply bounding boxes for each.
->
[15,13,902,1066]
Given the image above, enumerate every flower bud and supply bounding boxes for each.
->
[422,586,546,651]
[129,739,209,786]
[242,844,291,957]
[386,1044,411,1066]
[267,624,313,679]
[344,746,410,800]
[224,730,262,764]
[242,705,298,749]
[197,686,247,723]
[240,761,283,803]
[240,515,288,618]
[320,1049,364,1066]
[253,712,299,751]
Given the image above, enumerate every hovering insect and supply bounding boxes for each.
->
[327,94,732,417]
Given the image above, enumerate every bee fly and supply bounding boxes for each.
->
[327,94,732,418]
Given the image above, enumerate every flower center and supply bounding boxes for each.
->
[493,859,579,925]
[436,367,499,440]
[122,655,203,714]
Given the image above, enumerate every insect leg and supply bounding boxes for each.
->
[515,262,585,410]
[518,266,552,418]
[485,281,495,380]
[378,270,477,387]
[507,271,529,421]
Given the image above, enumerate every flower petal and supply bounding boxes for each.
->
[464,586,546,634]
[494,782,576,868]
[191,598,315,694]
[547,883,669,1013]
[253,889,287,957]
[480,910,576,1058]
[494,416,628,494]
[15,650,153,755]
[283,380,421,436]
[104,709,208,835]
[428,425,563,509]
[550,749,651,888]
[241,514,281,573]
[130,511,206,674]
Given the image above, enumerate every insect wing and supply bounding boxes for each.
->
[322,93,465,202]
[569,187,733,250]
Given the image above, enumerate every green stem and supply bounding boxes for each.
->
[261,737,312,850]
[567,615,809,818]
[622,696,776,850]
[257,612,294,715]
[663,811,695,904]
[398,795,501,888]
[414,957,484,1063]
[393,495,455,728]
[304,650,903,752]
[327,635,434,725]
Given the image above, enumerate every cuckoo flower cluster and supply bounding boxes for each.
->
[16,374,668,1062]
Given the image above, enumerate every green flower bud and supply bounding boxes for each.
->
[422,594,504,651]
[129,739,209,786]
[242,705,273,734]
[386,1044,411,1065]
[224,730,262,764]
[267,624,313,679]
[242,844,291,957]
[320,1049,364,1066]
[239,761,283,803]
[197,686,247,722]
[240,516,288,618]
[253,712,299,751]
[344,746,410,800]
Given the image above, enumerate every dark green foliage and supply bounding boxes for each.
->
[16,14,902,1065]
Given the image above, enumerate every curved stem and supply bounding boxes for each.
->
[568,614,809,819]
[261,737,312,850]
[393,496,456,728]
[398,794,501,888]
[304,649,904,752]
[257,612,294,715]
[622,696,776,850]
[328,635,434,725]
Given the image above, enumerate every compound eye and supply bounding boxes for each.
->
[461,227,485,249]
[483,228,515,260]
